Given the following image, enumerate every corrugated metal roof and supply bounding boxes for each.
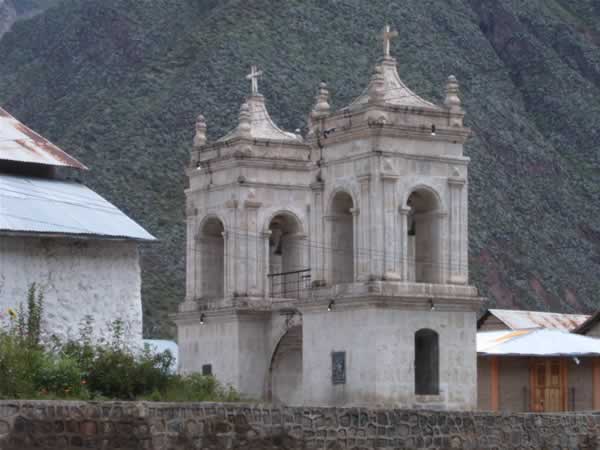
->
[478,329,600,356]
[0,174,155,241]
[486,309,589,331]
[0,107,87,170]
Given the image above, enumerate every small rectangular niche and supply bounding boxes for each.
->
[332,351,346,385]
[202,364,213,376]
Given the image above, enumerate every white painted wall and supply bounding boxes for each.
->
[177,317,240,387]
[0,235,142,347]
[302,306,477,410]
[177,313,270,400]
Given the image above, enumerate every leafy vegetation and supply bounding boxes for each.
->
[0,285,240,401]
[0,0,599,337]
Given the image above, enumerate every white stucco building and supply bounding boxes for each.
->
[0,107,154,346]
[175,27,482,409]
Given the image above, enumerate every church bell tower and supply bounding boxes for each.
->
[175,27,481,410]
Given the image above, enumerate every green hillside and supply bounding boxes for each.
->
[1,0,599,337]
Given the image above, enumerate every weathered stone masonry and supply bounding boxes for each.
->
[0,401,599,450]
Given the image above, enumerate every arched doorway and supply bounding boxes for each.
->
[198,217,225,298]
[406,189,441,283]
[268,213,304,298]
[415,328,439,395]
[329,192,354,284]
[269,325,303,405]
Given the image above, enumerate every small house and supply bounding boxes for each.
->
[477,309,600,412]
[0,107,155,346]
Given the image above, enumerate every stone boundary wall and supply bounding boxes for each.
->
[0,401,599,449]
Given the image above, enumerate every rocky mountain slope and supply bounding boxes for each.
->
[0,0,599,337]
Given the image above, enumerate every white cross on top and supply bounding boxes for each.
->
[246,65,263,95]
[381,25,398,58]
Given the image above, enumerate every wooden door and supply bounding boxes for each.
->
[530,359,567,412]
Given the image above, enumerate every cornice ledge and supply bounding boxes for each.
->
[298,295,482,313]
[448,176,466,186]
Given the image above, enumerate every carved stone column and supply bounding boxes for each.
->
[310,182,325,285]
[398,207,410,281]
[448,176,466,284]
[222,230,231,297]
[371,172,385,280]
[323,214,335,285]
[261,231,272,298]
[185,208,196,301]
[357,175,371,280]
[350,208,360,281]
[244,198,262,296]
[224,196,239,297]
[382,174,400,280]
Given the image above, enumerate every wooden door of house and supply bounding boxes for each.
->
[530,359,567,412]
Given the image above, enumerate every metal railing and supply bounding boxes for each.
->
[268,268,311,298]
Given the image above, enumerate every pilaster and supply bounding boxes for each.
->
[448,177,466,284]
[310,182,325,285]
[399,207,410,281]
[350,208,360,281]
[185,210,196,300]
[382,174,400,279]
[261,231,271,298]
[371,169,385,280]
[323,214,335,285]
[357,175,371,280]
[244,199,262,296]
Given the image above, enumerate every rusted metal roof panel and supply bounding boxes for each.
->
[486,309,589,332]
[0,107,87,170]
[573,311,600,335]
[0,174,155,241]
[478,329,600,356]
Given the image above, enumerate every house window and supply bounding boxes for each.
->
[415,329,439,395]
[202,364,213,376]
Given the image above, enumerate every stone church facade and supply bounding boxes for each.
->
[175,28,481,409]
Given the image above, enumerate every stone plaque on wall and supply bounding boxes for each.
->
[332,351,346,385]
[202,364,212,376]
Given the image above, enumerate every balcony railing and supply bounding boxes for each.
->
[268,268,311,298]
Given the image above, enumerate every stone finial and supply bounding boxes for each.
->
[193,114,207,148]
[368,65,385,105]
[444,75,461,110]
[238,102,252,137]
[445,75,464,127]
[311,82,331,119]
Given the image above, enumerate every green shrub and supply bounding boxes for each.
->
[141,373,241,402]
[0,284,241,402]
[0,333,45,399]
[34,356,87,399]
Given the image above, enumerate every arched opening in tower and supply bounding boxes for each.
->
[329,192,354,284]
[414,328,440,395]
[198,217,225,298]
[407,189,441,283]
[269,324,303,406]
[268,213,303,298]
